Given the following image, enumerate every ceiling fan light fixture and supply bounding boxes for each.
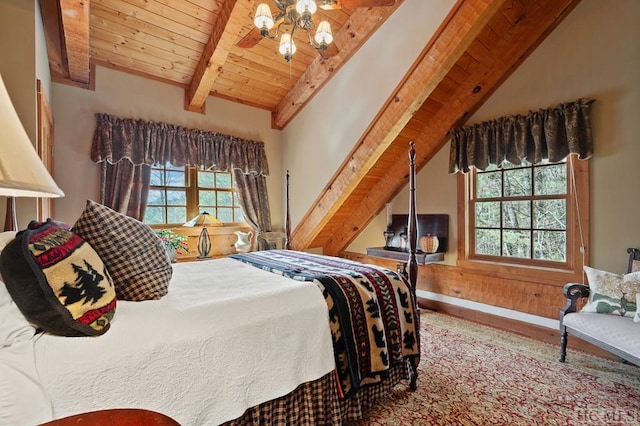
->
[254,3,275,30]
[314,20,333,45]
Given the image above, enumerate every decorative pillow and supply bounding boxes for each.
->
[0,220,116,336]
[635,293,640,323]
[582,266,640,317]
[72,200,172,301]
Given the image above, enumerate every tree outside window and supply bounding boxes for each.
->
[470,159,570,266]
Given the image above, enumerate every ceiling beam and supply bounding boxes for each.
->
[59,0,90,84]
[291,0,505,250]
[185,0,248,113]
[271,1,403,129]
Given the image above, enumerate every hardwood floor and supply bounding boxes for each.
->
[418,297,624,363]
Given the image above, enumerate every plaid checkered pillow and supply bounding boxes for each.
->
[73,200,172,301]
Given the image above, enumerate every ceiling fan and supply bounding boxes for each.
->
[236,0,396,59]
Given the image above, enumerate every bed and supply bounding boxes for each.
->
[0,144,422,425]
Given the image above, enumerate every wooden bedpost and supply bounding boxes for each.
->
[407,142,418,291]
[407,141,419,391]
[285,170,291,250]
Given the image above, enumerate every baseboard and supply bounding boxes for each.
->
[417,293,623,363]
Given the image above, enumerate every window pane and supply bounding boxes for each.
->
[166,190,186,205]
[167,207,187,224]
[144,207,165,224]
[502,201,530,229]
[198,171,215,188]
[475,229,500,255]
[216,173,232,189]
[534,199,566,230]
[147,189,165,206]
[504,168,532,197]
[535,164,567,195]
[534,230,566,261]
[150,169,165,186]
[166,171,185,187]
[476,172,501,199]
[199,190,215,205]
[475,202,500,228]
[217,208,233,222]
[217,191,233,207]
[502,230,530,258]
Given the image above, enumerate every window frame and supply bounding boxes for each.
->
[145,165,245,228]
[457,155,589,284]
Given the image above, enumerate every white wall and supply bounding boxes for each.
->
[282,0,456,230]
[35,1,51,101]
[352,0,640,273]
[52,66,284,227]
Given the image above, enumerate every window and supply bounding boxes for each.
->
[466,156,588,270]
[144,164,244,226]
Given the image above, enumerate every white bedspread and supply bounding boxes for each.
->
[33,258,335,425]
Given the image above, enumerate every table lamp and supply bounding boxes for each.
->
[0,74,64,231]
[183,211,222,258]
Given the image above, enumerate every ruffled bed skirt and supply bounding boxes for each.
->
[224,364,408,425]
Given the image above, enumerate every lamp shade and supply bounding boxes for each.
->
[278,33,297,57]
[0,74,64,198]
[183,211,222,227]
[314,20,333,45]
[254,3,274,29]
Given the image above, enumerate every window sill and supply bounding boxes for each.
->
[456,258,584,287]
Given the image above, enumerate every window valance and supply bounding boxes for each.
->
[91,113,269,176]
[448,98,594,173]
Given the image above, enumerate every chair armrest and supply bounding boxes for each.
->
[560,283,590,318]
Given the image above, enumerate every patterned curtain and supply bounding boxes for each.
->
[449,98,594,173]
[233,170,272,233]
[99,161,151,220]
[91,113,271,231]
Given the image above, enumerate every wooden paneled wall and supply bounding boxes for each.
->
[342,252,569,320]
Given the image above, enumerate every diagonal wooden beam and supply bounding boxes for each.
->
[185,0,247,114]
[291,0,505,251]
[59,0,90,84]
[320,0,583,256]
[271,1,404,129]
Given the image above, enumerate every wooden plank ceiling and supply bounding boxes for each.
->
[41,0,582,256]
[41,0,401,126]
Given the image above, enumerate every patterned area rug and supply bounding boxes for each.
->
[349,311,640,426]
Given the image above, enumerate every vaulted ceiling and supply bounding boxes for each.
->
[41,0,582,255]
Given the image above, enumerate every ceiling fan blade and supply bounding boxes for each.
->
[340,0,395,8]
[236,27,263,49]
